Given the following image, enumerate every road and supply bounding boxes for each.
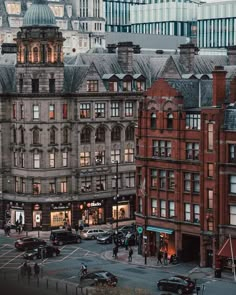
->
[0,234,236,294]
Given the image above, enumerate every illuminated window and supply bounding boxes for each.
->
[49,153,55,168]
[80,103,91,118]
[151,199,158,216]
[207,163,214,178]
[33,153,40,169]
[207,189,213,209]
[60,178,67,193]
[160,200,166,217]
[62,103,67,119]
[62,152,68,167]
[184,203,191,221]
[49,104,55,119]
[124,148,134,163]
[33,105,39,119]
[80,151,91,167]
[87,80,98,92]
[208,123,214,151]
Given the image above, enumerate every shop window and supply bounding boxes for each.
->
[193,204,200,223]
[49,152,55,168]
[111,102,119,117]
[160,200,166,217]
[207,163,214,178]
[81,127,91,143]
[138,197,143,213]
[230,205,236,225]
[87,80,98,92]
[125,172,135,188]
[49,104,55,120]
[125,126,134,141]
[12,103,16,119]
[33,129,40,145]
[95,151,105,165]
[49,79,55,93]
[111,149,120,163]
[62,152,68,167]
[207,189,213,209]
[167,113,173,129]
[124,148,134,163]
[111,126,121,141]
[150,113,156,129]
[95,127,105,142]
[80,151,91,167]
[33,153,40,169]
[50,128,56,144]
[125,102,133,117]
[112,203,129,220]
[80,103,91,118]
[62,103,67,119]
[33,105,39,119]
[95,103,105,118]
[60,179,67,193]
[96,175,106,191]
[81,177,92,192]
[208,123,214,151]
[33,180,41,195]
[32,79,39,93]
[151,199,158,216]
[186,113,201,130]
[184,203,191,222]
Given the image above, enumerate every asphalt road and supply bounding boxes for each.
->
[0,234,236,295]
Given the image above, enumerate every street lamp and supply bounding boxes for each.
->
[113,160,119,234]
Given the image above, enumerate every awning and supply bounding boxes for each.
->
[146,226,173,235]
[218,237,236,258]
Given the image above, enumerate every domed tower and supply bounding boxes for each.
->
[15,0,65,93]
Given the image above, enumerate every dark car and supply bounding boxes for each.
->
[97,233,113,244]
[81,270,118,287]
[15,237,46,251]
[120,232,136,246]
[23,245,60,260]
[157,275,195,294]
[50,229,81,246]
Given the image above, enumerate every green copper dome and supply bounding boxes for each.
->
[23,0,56,27]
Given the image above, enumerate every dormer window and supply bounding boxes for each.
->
[123,80,132,91]
[136,80,145,91]
[109,81,118,92]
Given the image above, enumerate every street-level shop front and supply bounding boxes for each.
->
[50,203,72,229]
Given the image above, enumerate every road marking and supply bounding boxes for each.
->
[0,248,16,257]
[0,251,24,269]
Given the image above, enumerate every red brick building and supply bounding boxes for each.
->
[135,66,236,268]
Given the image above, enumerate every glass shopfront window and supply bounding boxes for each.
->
[112,202,130,220]
[81,206,104,226]
[50,210,71,228]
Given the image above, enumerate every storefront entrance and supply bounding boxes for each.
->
[50,203,72,228]
[80,201,104,226]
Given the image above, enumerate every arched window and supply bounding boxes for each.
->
[150,113,157,129]
[48,47,52,63]
[33,129,40,145]
[20,129,24,144]
[63,128,69,144]
[167,113,173,129]
[13,127,17,144]
[95,127,105,142]
[33,47,39,63]
[125,126,134,141]
[81,127,91,143]
[50,129,56,144]
[111,126,121,141]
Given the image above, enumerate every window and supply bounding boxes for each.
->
[32,79,39,93]
[20,129,24,144]
[150,169,157,187]
[112,174,121,189]
[49,152,55,168]
[108,81,118,92]
[230,175,236,193]
[229,144,236,162]
[12,103,16,119]
[207,189,213,209]
[62,103,67,119]
[137,167,142,188]
[81,177,92,192]
[20,104,24,119]
[111,149,120,163]
[168,171,175,190]
[207,219,214,231]
[184,203,191,221]
[14,152,17,167]
[138,197,143,213]
[87,80,98,92]
[150,113,156,129]
[15,177,25,193]
[95,103,105,118]
[96,175,106,191]
[49,79,55,93]
[33,105,39,120]
[153,140,171,158]
[125,172,135,188]
[151,199,158,216]
[47,47,52,62]
[230,206,236,225]
[20,152,25,168]
[49,181,56,194]
[111,126,121,141]
[33,180,41,195]
[33,47,39,62]
[62,128,68,144]
[184,173,191,192]
[208,123,213,151]
[123,80,132,91]
[186,113,200,130]
[169,201,175,218]
[13,128,17,144]
[60,178,67,193]
[186,143,199,160]
[125,102,133,117]
[95,151,105,165]
[95,127,105,142]
[49,104,55,120]
[80,103,91,118]
[167,113,173,129]
[159,170,166,189]
[50,129,56,144]
[81,127,91,144]
[193,204,200,223]
[62,152,68,167]
[111,102,119,117]
[184,172,200,193]
[80,151,91,167]
[160,200,166,217]
[124,148,134,163]
[33,153,40,169]
[193,173,200,193]
[125,126,134,141]
[136,80,145,91]
[33,129,40,145]
[207,163,214,178]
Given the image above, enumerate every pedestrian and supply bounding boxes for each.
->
[128,247,133,262]
[157,251,163,265]
[113,245,118,259]
[163,251,168,265]
[6,225,10,236]
[34,262,40,278]
[27,264,32,280]
[15,220,19,232]
[125,238,129,250]
[74,223,79,236]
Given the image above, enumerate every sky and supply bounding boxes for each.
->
[204,0,231,2]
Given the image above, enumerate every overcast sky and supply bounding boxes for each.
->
[203,0,231,2]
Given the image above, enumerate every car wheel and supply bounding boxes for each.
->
[91,236,96,240]
[58,241,63,246]
[158,285,164,291]
[177,288,183,295]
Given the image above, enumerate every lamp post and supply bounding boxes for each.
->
[114,160,119,233]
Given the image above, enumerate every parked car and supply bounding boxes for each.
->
[23,245,60,260]
[97,233,113,244]
[15,237,46,251]
[118,225,135,234]
[50,229,81,246]
[80,270,118,287]
[80,228,107,240]
[157,275,195,294]
[120,232,136,246]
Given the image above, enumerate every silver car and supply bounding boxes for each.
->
[80,228,107,240]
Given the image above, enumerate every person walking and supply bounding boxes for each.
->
[128,247,133,262]
[157,251,163,265]
[113,245,118,259]
[74,223,79,236]
[34,263,40,278]
[124,238,129,250]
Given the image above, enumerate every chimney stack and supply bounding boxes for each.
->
[107,44,117,54]
[117,42,133,73]
[227,46,236,65]
[133,44,141,54]
[212,66,227,106]
[230,76,236,103]
[179,43,199,73]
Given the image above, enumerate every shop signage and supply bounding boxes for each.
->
[90,201,102,207]
[137,226,143,234]
[51,203,71,210]
[34,204,41,210]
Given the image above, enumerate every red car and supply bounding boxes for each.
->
[15,237,46,251]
